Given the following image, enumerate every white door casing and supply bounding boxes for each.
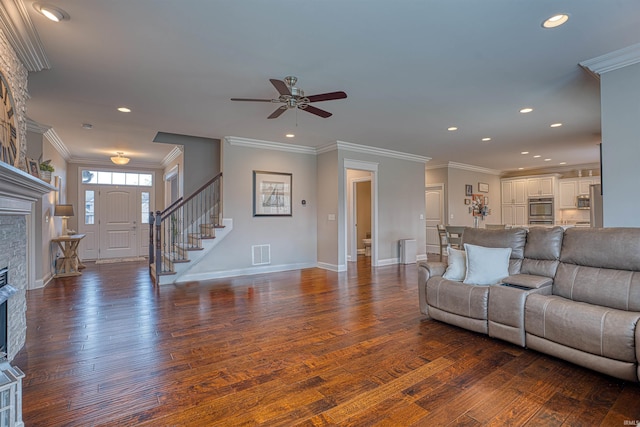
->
[425,184,444,255]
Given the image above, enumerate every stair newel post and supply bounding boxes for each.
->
[154,210,162,284]
[149,211,155,266]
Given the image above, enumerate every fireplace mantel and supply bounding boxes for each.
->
[0,162,55,214]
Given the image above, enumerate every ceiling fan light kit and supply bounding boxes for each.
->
[231,76,347,119]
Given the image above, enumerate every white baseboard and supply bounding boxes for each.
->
[377,257,399,266]
[174,261,317,283]
[317,262,347,272]
[416,254,427,261]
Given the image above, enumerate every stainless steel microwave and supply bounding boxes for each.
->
[577,195,590,209]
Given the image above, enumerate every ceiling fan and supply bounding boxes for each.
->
[231,76,347,119]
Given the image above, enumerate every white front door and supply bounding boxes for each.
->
[425,184,444,255]
[79,186,154,260]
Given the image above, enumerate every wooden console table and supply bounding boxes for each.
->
[52,234,86,278]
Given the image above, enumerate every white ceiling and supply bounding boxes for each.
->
[20,1,640,171]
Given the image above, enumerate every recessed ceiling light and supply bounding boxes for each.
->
[544,158,552,161]
[33,3,69,22]
[533,155,541,158]
[519,107,533,114]
[559,162,567,165]
[550,123,563,128]
[482,137,491,142]
[117,107,131,113]
[543,14,569,29]
[447,126,458,131]
[518,168,524,170]
[285,134,295,138]
[521,151,529,155]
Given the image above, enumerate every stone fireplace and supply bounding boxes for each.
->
[0,162,53,361]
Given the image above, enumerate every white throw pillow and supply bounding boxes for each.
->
[463,243,512,286]
[442,248,466,281]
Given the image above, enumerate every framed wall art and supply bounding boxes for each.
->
[253,171,292,216]
[478,182,489,193]
[465,184,473,196]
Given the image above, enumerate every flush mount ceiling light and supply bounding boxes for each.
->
[519,107,533,114]
[542,14,569,29]
[33,3,69,22]
[110,152,130,165]
[81,123,93,130]
[117,106,131,113]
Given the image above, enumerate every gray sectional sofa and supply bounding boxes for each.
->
[417,226,640,382]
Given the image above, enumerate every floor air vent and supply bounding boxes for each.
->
[252,244,271,265]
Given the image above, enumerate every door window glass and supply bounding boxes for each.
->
[85,190,95,225]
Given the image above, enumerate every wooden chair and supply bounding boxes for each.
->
[445,226,465,250]
[436,224,449,261]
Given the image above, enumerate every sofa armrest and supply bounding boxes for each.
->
[417,261,446,316]
[502,274,552,289]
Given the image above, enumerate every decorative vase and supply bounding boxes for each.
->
[40,170,52,183]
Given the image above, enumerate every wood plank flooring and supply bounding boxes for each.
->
[14,256,640,426]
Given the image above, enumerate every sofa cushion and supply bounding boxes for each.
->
[560,227,640,271]
[525,294,640,363]
[462,227,527,259]
[521,226,564,278]
[462,227,527,275]
[554,263,640,311]
[463,244,511,286]
[426,277,489,320]
[442,248,466,281]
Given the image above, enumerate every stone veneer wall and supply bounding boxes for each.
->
[0,28,29,168]
[0,28,31,361]
[0,215,27,361]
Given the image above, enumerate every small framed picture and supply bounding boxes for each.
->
[484,196,489,205]
[478,182,489,193]
[464,198,471,205]
[465,184,473,196]
[27,158,40,178]
[253,170,292,216]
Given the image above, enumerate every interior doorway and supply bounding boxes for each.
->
[349,175,372,262]
[344,159,378,269]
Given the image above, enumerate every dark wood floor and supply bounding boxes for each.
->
[14,256,640,426]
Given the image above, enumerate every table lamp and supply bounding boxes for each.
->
[54,204,75,236]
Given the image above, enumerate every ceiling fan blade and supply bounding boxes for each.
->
[302,105,332,118]
[230,98,273,102]
[306,91,347,103]
[270,79,291,96]
[267,106,287,119]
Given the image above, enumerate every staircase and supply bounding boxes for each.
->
[149,173,230,285]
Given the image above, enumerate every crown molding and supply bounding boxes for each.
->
[161,146,183,167]
[67,157,161,169]
[43,128,71,161]
[225,136,316,155]
[446,161,502,176]
[0,0,50,72]
[319,140,431,163]
[580,42,640,80]
[26,117,49,133]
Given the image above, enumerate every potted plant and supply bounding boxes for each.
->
[39,159,54,183]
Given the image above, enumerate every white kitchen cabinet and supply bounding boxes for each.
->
[502,204,527,226]
[501,179,527,205]
[527,176,555,197]
[578,177,600,195]
[558,180,577,209]
[558,177,601,209]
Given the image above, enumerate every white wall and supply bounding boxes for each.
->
[189,139,318,274]
[600,61,640,227]
[316,150,339,269]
